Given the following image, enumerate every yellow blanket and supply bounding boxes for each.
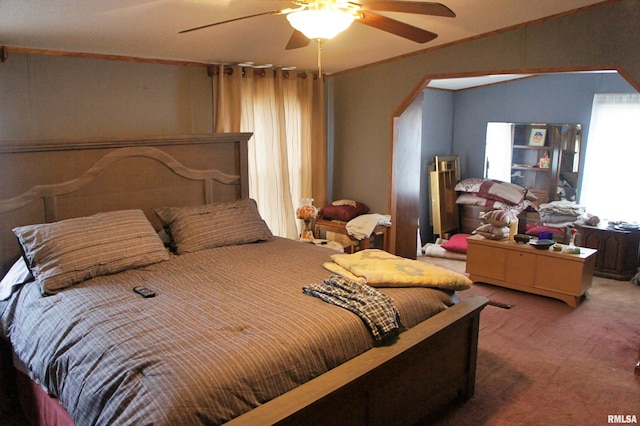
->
[323,249,471,291]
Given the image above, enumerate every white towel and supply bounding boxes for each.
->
[346,213,391,240]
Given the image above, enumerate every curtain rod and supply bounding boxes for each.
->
[207,65,319,80]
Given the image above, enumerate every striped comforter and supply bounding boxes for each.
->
[0,237,457,425]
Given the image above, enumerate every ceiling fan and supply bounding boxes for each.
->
[179,1,456,50]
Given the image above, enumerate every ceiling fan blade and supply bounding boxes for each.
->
[286,30,311,50]
[356,1,455,17]
[179,10,282,34]
[358,11,437,43]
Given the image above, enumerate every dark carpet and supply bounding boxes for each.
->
[420,256,640,426]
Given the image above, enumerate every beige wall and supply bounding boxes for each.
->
[1,1,638,216]
[328,0,640,214]
[0,54,213,141]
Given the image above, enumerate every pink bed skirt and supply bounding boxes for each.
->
[16,370,75,426]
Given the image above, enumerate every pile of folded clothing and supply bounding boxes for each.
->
[538,200,585,228]
[524,200,585,241]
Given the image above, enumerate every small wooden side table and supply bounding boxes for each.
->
[575,223,640,281]
[314,219,388,253]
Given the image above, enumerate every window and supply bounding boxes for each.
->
[484,122,512,181]
[581,94,640,223]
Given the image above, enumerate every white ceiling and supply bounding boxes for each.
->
[427,74,533,90]
[0,0,607,75]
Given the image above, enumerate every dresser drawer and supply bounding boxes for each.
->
[460,205,491,234]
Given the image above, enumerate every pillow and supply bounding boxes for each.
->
[454,178,485,193]
[456,193,507,209]
[456,178,538,202]
[477,180,526,205]
[13,210,169,296]
[481,210,516,227]
[0,257,34,301]
[423,243,467,260]
[319,200,369,221]
[525,225,565,236]
[455,178,527,205]
[473,223,509,240]
[441,233,472,254]
[155,198,273,254]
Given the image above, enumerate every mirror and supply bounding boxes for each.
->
[485,122,582,204]
[558,125,581,201]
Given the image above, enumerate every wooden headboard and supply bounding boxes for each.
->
[0,133,252,276]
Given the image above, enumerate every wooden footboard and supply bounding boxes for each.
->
[227,295,488,426]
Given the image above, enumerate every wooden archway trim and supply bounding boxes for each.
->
[389,66,638,258]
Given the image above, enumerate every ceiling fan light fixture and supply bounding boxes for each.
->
[286,9,354,40]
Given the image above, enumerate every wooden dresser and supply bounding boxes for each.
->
[574,223,640,280]
[466,235,597,307]
[460,205,488,235]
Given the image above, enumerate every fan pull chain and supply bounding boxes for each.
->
[316,39,323,80]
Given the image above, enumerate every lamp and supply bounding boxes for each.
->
[296,198,318,240]
[286,8,355,40]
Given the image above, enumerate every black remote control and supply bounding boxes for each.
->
[133,286,156,298]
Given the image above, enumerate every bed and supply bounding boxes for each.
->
[0,134,487,425]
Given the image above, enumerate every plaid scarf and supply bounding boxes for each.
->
[303,274,401,343]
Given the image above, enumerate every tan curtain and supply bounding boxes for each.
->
[213,65,241,133]
[213,65,326,239]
